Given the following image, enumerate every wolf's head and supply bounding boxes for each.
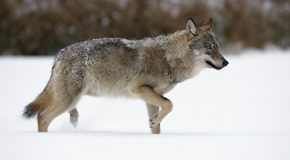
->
[185,18,228,70]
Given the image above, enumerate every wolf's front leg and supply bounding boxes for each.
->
[146,103,161,134]
[130,84,173,132]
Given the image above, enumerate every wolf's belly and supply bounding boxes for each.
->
[83,75,134,97]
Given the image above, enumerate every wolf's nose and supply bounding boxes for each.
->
[223,60,229,67]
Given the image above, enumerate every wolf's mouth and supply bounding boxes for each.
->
[206,60,223,70]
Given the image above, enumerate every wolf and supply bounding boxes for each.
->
[23,18,228,134]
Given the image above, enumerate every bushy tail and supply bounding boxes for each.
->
[23,83,53,119]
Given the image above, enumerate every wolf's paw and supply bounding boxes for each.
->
[69,109,79,127]
[70,116,78,127]
[149,114,159,128]
[151,124,161,134]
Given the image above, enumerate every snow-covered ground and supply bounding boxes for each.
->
[1,49,290,160]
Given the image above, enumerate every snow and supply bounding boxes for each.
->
[1,49,290,160]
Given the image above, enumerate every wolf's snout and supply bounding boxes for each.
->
[223,60,229,67]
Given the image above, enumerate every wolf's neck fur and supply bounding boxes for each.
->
[148,30,204,82]
[153,30,189,60]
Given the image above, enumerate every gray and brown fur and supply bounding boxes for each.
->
[23,18,228,134]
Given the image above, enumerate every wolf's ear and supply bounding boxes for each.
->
[202,18,213,30]
[186,18,197,37]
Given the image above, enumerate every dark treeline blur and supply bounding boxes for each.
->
[0,0,289,55]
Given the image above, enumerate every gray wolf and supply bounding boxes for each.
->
[23,18,228,134]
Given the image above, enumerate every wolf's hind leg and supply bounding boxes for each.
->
[146,103,160,134]
[37,93,81,132]
[131,84,173,129]
[69,108,79,127]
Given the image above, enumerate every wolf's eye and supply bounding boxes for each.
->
[207,46,212,50]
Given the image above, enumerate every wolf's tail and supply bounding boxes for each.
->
[23,81,53,118]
